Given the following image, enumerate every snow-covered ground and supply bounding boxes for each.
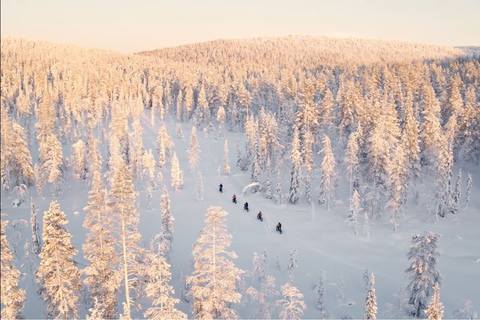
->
[2,112,479,319]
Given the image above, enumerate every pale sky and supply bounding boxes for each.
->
[2,0,479,53]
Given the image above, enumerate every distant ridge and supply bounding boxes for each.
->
[137,35,465,67]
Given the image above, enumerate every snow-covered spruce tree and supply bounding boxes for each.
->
[236,140,243,169]
[143,243,187,320]
[425,283,444,320]
[0,103,12,192]
[405,232,442,318]
[420,82,442,169]
[465,172,472,208]
[221,139,231,175]
[289,128,302,204]
[187,206,244,319]
[401,92,421,184]
[36,201,82,319]
[363,211,370,238]
[313,269,327,319]
[453,169,461,214]
[109,157,144,318]
[303,130,315,204]
[364,273,377,320]
[246,250,279,319]
[176,123,184,139]
[171,152,184,190]
[337,275,348,305]
[31,199,41,254]
[349,189,361,234]
[159,185,175,260]
[275,256,282,270]
[287,247,298,283]
[132,119,145,181]
[319,134,337,210]
[275,164,285,205]
[196,171,204,202]
[143,148,157,189]
[1,219,26,319]
[388,144,408,231]
[71,138,88,180]
[276,283,307,320]
[39,134,65,197]
[345,130,360,197]
[188,126,201,174]
[265,157,273,199]
[83,171,120,319]
[435,134,453,218]
[217,106,226,137]
[363,268,370,293]
[453,299,478,320]
[9,122,35,188]
[242,115,258,171]
[157,125,175,168]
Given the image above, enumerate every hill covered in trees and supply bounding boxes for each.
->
[1,35,480,319]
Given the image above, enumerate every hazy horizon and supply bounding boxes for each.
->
[2,0,480,53]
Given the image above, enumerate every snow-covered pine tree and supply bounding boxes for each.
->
[109,157,144,318]
[364,273,377,320]
[188,126,201,174]
[289,128,302,204]
[453,169,461,214]
[171,152,184,190]
[319,134,337,210]
[30,199,41,254]
[287,247,298,283]
[83,171,120,319]
[405,232,442,318]
[71,138,88,179]
[36,201,82,319]
[143,243,187,320]
[276,283,307,320]
[465,172,472,208]
[221,139,231,175]
[424,283,444,320]
[143,148,157,189]
[1,219,26,319]
[187,206,244,319]
[349,189,361,234]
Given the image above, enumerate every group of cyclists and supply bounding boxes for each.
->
[220,183,282,234]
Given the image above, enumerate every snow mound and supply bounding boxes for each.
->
[242,182,262,195]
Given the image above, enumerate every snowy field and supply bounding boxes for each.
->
[2,111,479,319]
